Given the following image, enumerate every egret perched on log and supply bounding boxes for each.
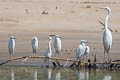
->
[32,36,38,54]
[8,36,16,58]
[49,35,62,57]
[76,40,87,61]
[44,37,52,66]
[52,35,62,57]
[84,46,90,61]
[54,35,62,57]
[100,7,112,62]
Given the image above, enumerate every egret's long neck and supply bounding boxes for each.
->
[105,10,111,29]
[48,40,52,53]
[80,43,85,47]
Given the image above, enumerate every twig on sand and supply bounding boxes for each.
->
[0,18,19,23]
[98,20,113,32]
[25,9,29,15]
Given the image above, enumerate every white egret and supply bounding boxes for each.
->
[49,35,62,57]
[44,37,52,66]
[8,36,16,58]
[54,35,62,57]
[76,40,87,61]
[101,7,112,62]
[84,46,90,61]
[32,36,38,53]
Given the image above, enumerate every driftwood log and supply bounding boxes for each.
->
[0,56,120,66]
[0,56,83,65]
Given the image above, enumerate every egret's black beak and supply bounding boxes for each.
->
[99,8,104,9]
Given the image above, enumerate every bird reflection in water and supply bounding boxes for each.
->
[9,69,14,80]
[55,72,61,80]
[33,70,38,80]
[44,68,52,80]
[77,70,89,80]
[103,75,112,80]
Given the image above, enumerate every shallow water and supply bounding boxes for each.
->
[0,66,120,80]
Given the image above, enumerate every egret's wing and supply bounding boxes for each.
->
[76,45,84,59]
[35,38,39,48]
[54,38,62,52]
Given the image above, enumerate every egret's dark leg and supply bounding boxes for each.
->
[86,55,88,63]
[82,56,84,61]
[55,51,57,58]
[9,54,12,60]
[58,53,59,57]
[103,50,105,63]
[48,59,49,67]
[108,53,110,63]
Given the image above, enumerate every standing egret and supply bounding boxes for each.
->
[49,35,62,57]
[44,37,52,66]
[84,46,90,61]
[100,7,112,62]
[76,40,87,61]
[32,36,38,54]
[8,36,16,58]
[53,35,62,57]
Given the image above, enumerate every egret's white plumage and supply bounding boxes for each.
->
[103,7,112,62]
[44,37,52,66]
[54,35,62,57]
[8,36,16,56]
[32,36,38,53]
[45,37,52,58]
[76,40,86,60]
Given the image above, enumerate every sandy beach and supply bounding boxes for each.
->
[0,0,120,65]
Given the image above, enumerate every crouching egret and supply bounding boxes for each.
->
[8,36,16,59]
[44,37,52,67]
[50,35,62,57]
[32,36,38,54]
[76,40,87,61]
[99,7,112,62]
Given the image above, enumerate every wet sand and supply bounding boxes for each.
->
[0,0,120,65]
